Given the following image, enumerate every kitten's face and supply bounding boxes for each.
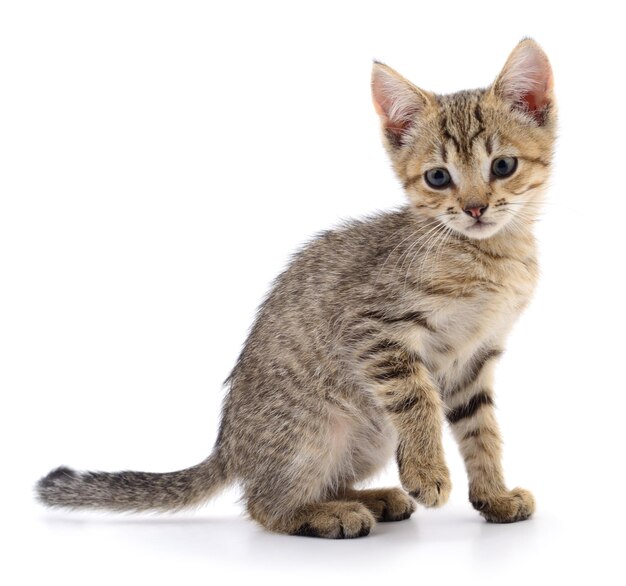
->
[372,40,555,241]
[400,91,554,240]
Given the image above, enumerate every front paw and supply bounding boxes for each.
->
[471,487,535,523]
[402,466,451,508]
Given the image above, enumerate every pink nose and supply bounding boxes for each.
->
[463,205,488,218]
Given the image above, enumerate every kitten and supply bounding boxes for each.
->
[37,39,555,538]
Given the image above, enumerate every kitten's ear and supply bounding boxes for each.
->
[372,62,432,147]
[492,38,554,125]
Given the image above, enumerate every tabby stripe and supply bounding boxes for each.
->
[485,135,493,156]
[386,395,420,414]
[420,283,473,298]
[463,429,482,440]
[403,174,423,190]
[448,348,503,397]
[442,127,462,155]
[272,363,307,388]
[512,181,546,196]
[348,326,380,343]
[395,445,405,472]
[361,309,435,332]
[462,427,499,442]
[440,114,462,155]
[360,339,403,360]
[372,363,414,382]
[385,128,403,149]
[469,126,485,145]
[474,103,484,125]
[468,104,486,148]
[446,391,493,424]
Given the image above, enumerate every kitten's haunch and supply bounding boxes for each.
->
[37,38,554,538]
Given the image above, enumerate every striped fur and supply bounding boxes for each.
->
[37,39,554,536]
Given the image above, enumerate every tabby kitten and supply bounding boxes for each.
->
[37,39,555,539]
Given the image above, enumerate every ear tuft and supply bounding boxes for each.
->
[372,63,430,147]
[493,39,554,125]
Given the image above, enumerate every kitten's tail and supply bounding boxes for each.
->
[36,451,229,513]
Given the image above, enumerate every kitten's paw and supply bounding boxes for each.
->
[292,502,376,539]
[375,488,416,522]
[404,466,452,508]
[471,487,535,523]
[344,487,416,522]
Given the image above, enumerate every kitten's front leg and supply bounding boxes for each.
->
[445,349,535,523]
[365,346,451,508]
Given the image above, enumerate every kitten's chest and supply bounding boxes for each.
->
[405,254,538,368]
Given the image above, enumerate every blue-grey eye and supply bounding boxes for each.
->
[492,156,518,178]
[424,168,451,189]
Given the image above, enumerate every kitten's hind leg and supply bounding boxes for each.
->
[247,498,376,539]
[339,487,415,522]
[242,414,378,538]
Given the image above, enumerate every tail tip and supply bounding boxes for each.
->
[36,466,78,505]
[39,466,77,487]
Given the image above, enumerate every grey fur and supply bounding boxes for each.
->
[37,456,227,512]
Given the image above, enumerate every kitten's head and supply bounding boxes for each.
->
[372,39,555,240]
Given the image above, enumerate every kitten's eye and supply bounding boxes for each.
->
[491,156,518,178]
[424,168,452,189]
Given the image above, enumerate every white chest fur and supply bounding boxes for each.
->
[403,252,537,382]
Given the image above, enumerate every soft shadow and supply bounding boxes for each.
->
[469,513,543,562]
[39,505,547,569]
[40,510,424,569]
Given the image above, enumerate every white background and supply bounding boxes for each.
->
[1,1,625,584]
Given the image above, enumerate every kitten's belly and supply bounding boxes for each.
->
[326,399,398,484]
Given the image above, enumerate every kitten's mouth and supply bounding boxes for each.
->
[459,218,500,239]
[466,219,495,231]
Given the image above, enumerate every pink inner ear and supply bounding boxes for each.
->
[518,86,549,123]
[498,42,553,125]
[387,120,412,134]
[372,69,424,142]
[381,110,416,138]
[520,91,539,112]
[372,84,409,137]
[373,93,419,139]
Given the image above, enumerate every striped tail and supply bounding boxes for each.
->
[36,452,228,513]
